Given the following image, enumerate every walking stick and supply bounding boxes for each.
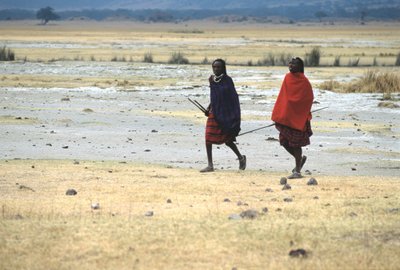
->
[237,106,329,137]
[188,98,206,113]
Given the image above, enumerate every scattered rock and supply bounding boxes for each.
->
[91,203,100,210]
[223,198,231,202]
[145,211,154,217]
[289,248,308,258]
[282,184,291,190]
[276,208,282,212]
[83,108,94,113]
[19,185,35,192]
[237,201,243,206]
[378,102,399,108]
[266,137,278,141]
[351,167,357,171]
[144,149,151,152]
[228,214,242,220]
[265,188,273,192]
[313,196,319,200]
[349,212,358,217]
[61,97,70,101]
[262,207,269,213]
[240,209,258,219]
[387,208,400,213]
[73,160,80,165]
[151,129,158,133]
[66,189,77,196]
[307,178,318,186]
[13,214,24,220]
[62,145,69,149]
[283,197,293,202]
[304,170,312,175]
[166,199,172,203]
[280,177,287,185]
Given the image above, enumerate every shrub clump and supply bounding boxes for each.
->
[168,52,189,64]
[143,52,153,63]
[0,46,15,61]
[305,47,321,67]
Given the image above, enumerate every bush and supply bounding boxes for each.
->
[0,46,15,61]
[143,52,153,63]
[168,52,189,64]
[333,56,340,66]
[257,53,275,66]
[395,52,400,66]
[348,58,360,67]
[346,70,400,98]
[201,57,209,65]
[318,80,342,91]
[305,47,321,67]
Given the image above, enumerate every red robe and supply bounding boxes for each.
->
[271,72,313,131]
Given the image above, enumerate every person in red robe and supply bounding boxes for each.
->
[271,57,314,179]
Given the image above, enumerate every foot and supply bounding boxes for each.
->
[287,171,302,179]
[292,156,307,173]
[239,155,246,170]
[200,166,214,173]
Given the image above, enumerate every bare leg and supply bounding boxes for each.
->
[225,141,243,160]
[283,145,305,173]
[200,143,214,172]
[226,141,246,170]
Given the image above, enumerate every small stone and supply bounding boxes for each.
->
[73,160,80,165]
[282,184,291,190]
[262,207,269,213]
[289,248,308,258]
[228,214,242,220]
[307,178,318,186]
[62,145,69,149]
[66,189,77,196]
[166,199,172,203]
[313,196,319,200]
[91,203,100,210]
[283,197,293,202]
[351,167,357,171]
[223,198,231,202]
[304,170,312,175]
[145,211,154,217]
[240,209,258,219]
[276,208,282,212]
[349,212,358,217]
[151,129,158,133]
[280,177,287,185]
[265,188,273,192]
[31,165,35,169]
[144,149,151,152]
[237,201,243,206]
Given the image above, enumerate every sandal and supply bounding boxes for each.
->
[200,166,214,173]
[287,172,303,179]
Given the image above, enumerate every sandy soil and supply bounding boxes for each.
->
[1,62,399,176]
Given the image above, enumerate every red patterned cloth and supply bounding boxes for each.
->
[276,121,313,148]
[205,113,235,145]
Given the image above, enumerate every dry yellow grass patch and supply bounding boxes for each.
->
[1,160,399,270]
[1,21,400,64]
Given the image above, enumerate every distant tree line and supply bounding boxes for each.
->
[1,5,400,22]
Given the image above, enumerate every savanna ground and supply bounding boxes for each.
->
[0,20,400,269]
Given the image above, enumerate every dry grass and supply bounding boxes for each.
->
[318,70,400,97]
[1,21,400,65]
[1,160,400,270]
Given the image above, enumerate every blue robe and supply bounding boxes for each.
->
[210,75,241,136]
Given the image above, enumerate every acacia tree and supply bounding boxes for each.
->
[315,11,328,22]
[36,7,60,25]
